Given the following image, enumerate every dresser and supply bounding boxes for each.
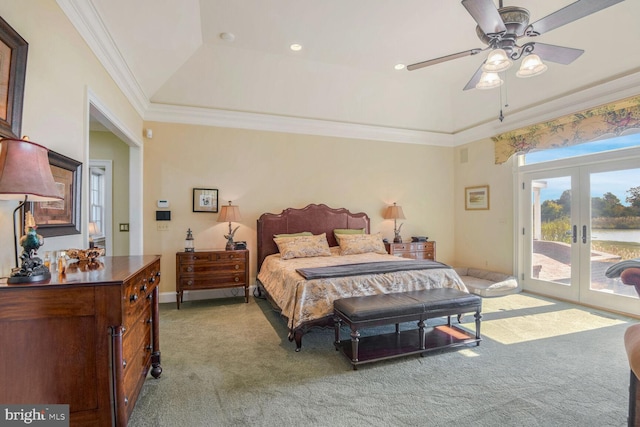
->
[385,241,436,260]
[176,249,249,308]
[0,255,162,427]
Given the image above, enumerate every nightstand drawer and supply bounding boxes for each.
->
[176,249,249,308]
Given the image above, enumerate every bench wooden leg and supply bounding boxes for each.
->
[474,309,482,344]
[334,316,341,350]
[418,319,425,350]
[350,328,360,367]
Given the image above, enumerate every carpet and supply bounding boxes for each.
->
[127,292,636,427]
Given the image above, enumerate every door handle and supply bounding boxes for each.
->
[572,225,577,243]
[582,225,587,244]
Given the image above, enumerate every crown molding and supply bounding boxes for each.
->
[453,70,640,145]
[57,0,149,117]
[144,103,454,146]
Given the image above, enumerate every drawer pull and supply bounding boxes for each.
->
[140,283,147,292]
[146,345,152,352]
[149,276,155,283]
[187,280,193,286]
[146,317,153,324]
[234,277,239,282]
[235,264,240,270]
[187,266,193,272]
[129,294,138,303]
[124,397,129,406]
[122,359,127,369]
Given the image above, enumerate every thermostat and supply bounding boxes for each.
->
[157,200,169,208]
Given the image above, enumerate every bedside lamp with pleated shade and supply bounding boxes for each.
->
[0,138,62,283]
[217,201,242,250]
[384,202,406,243]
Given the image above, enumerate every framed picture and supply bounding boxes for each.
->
[28,151,82,237]
[193,188,218,213]
[465,185,490,210]
[0,16,28,139]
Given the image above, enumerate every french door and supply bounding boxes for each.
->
[520,153,640,315]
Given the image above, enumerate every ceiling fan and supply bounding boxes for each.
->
[407,0,625,90]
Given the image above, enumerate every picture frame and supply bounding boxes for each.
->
[0,16,28,139]
[465,185,490,210]
[193,188,219,213]
[28,151,82,237]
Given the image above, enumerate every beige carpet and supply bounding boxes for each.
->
[128,292,636,427]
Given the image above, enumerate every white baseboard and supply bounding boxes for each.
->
[158,284,258,305]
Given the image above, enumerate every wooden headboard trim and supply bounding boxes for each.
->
[256,204,370,271]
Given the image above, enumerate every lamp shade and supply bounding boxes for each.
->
[516,54,548,78]
[383,203,406,220]
[88,222,100,235]
[482,49,513,73]
[476,71,503,90]
[0,138,61,201]
[217,202,241,223]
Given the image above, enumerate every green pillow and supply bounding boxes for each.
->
[334,228,366,241]
[273,231,313,239]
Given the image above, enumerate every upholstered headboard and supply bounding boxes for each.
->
[256,204,370,271]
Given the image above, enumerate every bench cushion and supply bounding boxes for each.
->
[333,288,480,322]
[402,288,481,311]
[333,292,424,322]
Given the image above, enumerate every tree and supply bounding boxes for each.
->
[627,186,640,208]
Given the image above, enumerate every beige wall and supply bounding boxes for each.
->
[0,1,143,276]
[89,131,130,256]
[143,121,458,297]
[454,138,516,274]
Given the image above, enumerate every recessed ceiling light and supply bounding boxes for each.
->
[394,64,405,70]
[219,32,235,42]
[290,43,302,51]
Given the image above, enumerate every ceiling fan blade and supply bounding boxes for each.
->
[530,43,584,65]
[463,64,485,91]
[407,48,483,71]
[528,0,625,35]
[461,0,507,36]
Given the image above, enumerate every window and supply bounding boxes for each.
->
[89,166,105,237]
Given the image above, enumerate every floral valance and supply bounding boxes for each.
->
[493,94,640,164]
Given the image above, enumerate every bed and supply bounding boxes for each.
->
[256,204,468,350]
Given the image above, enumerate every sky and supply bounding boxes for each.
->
[526,133,640,204]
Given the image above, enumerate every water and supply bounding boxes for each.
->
[591,229,640,243]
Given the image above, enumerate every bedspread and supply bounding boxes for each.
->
[257,247,468,331]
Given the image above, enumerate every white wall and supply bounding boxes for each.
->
[0,0,143,276]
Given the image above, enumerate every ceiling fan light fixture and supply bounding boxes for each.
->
[481,49,513,73]
[475,72,503,90]
[516,54,548,78]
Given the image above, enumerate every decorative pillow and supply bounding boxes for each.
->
[334,228,366,242]
[273,231,313,239]
[274,233,332,260]
[337,233,387,255]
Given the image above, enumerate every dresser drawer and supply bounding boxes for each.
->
[179,272,246,290]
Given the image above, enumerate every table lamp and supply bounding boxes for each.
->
[384,202,406,243]
[217,201,241,250]
[0,138,62,283]
[88,222,100,248]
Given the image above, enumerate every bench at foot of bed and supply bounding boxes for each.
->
[333,288,482,369]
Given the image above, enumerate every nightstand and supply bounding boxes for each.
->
[385,241,436,260]
[175,249,249,309]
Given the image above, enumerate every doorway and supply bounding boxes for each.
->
[519,148,640,315]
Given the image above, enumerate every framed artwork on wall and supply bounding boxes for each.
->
[193,188,219,213]
[0,16,28,139]
[465,185,490,210]
[28,151,82,237]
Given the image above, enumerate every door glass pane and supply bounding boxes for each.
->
[531,176,572,285]
[590,168,640,298]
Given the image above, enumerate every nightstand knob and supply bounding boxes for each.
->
[187,266,193,272]
[149,276,155,283]
[234,264,239,270]
[122,359,127,369]
[129,294,138,303]
[234,277,239,282]
[140,284,147,292]
[187,280,193,286]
